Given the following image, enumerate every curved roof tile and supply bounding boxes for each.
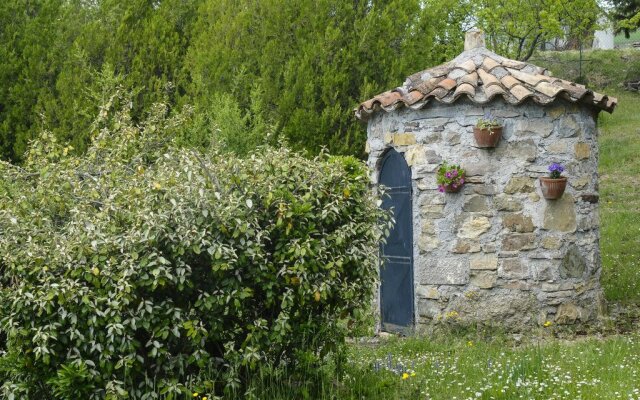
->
[355,47,617,121]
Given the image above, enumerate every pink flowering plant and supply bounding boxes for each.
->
[437,161,466,192]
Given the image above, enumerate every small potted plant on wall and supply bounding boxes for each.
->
[540,162,567,199]
[473,112,503,148]
[437,162,466,193]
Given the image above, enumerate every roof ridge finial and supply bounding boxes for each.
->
[464,28,485,51]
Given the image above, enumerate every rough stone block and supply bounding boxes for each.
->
[472,184,497,195]
[444,131,461,145]
[421,259,469,285]
[541,282,575,292]
[418,235,440,252]
[493,109,521,118]
[470,271,497,289]
[421,220,436,235]
[504,176,535,194]
[513,119,554,137]
[543,194,577,233]
[502,213,535,233]
[575,142,591,159]
[547,140,568,154]
[483,243,497,253]
[417,177,438,190]
[421,204,445,218]
[425,150,442,164]
[547,106,566,119]
[416,285,439,299]
[450,240,482,254]
[502,233,536,251]
[571,175,590,190]
[458,216,492,239]
[419,117,450,129]
[558,115,580,138]
[463,195,490,212]
[541,290,575,306]
[419,192,446,207]
[541,236,562,250]
[497,139,537,162]
[470,254,498,270]
[465,176,486,184]
[531,261,557,281]
[495,194,523,211]
[555,302,585,324]
[418,299,442,318]
[559,246,587,279]
[577,213,599,231]
[499,258,529,279]
[404,145,425,166]
[499,280,531,290]
[465,161,493,176]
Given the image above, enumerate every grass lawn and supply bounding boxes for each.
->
[615,30,640,47]
[343,334,640,400]
[599,89,640,304]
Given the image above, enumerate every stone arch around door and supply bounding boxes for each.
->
[378,148,414,333]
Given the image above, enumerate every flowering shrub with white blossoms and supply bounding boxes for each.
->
[0,93,389,398]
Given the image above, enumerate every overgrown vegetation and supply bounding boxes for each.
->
[0,92,389,398]
[0,0,613,163]
[0,0,473,162]
[530,48,640,88]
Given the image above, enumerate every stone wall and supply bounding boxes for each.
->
[367,98,604,330]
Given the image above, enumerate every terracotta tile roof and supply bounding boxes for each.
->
[355,47,617,121]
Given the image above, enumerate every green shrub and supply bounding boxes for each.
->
[0,99,388,398]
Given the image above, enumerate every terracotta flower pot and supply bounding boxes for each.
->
[473,126,503,148]
[540,177,567,199]
[443,174,465,193]
[444,184,463,193]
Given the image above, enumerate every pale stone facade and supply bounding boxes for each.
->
[366,98,606,329]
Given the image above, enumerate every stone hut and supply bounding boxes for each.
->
[355,30,617,332]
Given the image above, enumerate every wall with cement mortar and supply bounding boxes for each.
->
[367,97,604,330]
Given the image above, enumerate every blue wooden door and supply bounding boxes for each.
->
[379,149,414,332]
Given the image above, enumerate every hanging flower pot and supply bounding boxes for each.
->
[437,162,466,194]
[473,113,502,148]
[443,180,465,193]
[540,163,567,200]
[473,126,503,148]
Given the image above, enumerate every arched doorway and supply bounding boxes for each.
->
[378,149,414,333]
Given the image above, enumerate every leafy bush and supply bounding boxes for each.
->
[0,99,388,398]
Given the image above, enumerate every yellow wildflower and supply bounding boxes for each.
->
[445,310,459,320]
[410,371,416,377]
[467,341,473,347]
[314,291,321,302]
[402,372,409,380]
[543,321,553,327]
[203,397,208,400]
[193,393,199,398]
[153,182,162,190]
[91,267,100,276]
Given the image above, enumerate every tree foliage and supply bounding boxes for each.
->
[0,0,468,162]
[472,0,602,59]
[0,95,389,398]
[611,0,640,36]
